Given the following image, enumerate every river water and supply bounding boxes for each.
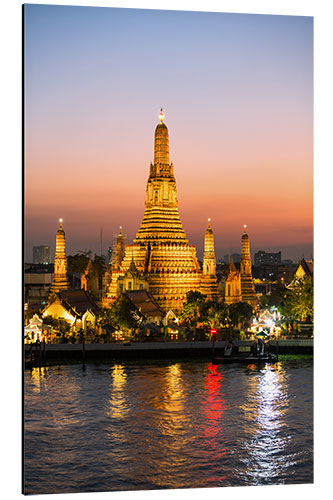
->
[23,358,313,494]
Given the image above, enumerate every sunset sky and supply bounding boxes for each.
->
[24,5,313,262]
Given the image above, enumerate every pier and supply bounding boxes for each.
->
[24,339,313,365]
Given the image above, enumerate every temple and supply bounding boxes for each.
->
[225,255,242,304]
[49,219,69,293]
[200,219,219,299]
[103,110,219,312]
[240,225,257,309]
[81,255,99,298]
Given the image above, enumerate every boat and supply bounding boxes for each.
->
[212,353,276,364]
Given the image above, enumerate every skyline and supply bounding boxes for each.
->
[24,5,313,262]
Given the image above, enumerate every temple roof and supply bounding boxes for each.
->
[125,290,164,318]
[299,259,314,276]
[46,289,99,318]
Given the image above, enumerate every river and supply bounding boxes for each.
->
[23,357,313,494]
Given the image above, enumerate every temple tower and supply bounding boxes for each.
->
[200,219,219,299]
[81,255,99,298]
[104,110,201,311]
[112,226,126,270]
[240,225,257,308]
[225,255,242,304]
[135,109,186,242]
[50,219,69,293]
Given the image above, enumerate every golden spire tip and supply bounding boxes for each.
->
[159,108,164,123]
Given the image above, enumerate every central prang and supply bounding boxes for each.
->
[103,110,219,312]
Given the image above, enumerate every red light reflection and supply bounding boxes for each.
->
[202,363,228,439]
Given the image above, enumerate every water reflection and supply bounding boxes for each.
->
[29,366,48,394]
[24,361,313,494]
[202,363,227,439]
[153,363,188,442]
[241,363,290,484]
[126,363,194,489]
[107,364,129,420]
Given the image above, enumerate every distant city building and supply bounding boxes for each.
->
[223,254,229,265]
[231,253,241,264]
[254,250,282,266]
[24,263,54,309]
[33,245,51,264]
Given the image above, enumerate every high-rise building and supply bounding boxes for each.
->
[254,250,282,266]
[103,110,217,311]
[240,225,257,309]
[49,219,69,293]
[33,245,51,264]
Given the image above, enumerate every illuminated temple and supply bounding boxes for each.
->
[240,225,257,309]
[49,219,69,293]
[103,110,219,311]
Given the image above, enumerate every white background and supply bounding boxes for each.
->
[0,1,332,499]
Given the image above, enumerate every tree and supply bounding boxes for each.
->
[202,300,229,329]
[279,276,313,323]
[228,302,253,329]
[67,253,89,273]
[99,295,141,331]
[180,291,206,327]
[260,289,284,309]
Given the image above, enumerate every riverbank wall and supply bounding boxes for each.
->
[24,339,313,364]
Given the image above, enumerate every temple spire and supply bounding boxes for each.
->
[229,254,236,272]
[154,108,169,166]
[240,225,257,308]
[50,218,69,293]
[200,219,219,299]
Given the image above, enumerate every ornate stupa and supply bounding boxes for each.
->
[49,219,69,293]
[104,109,203,312]
[225,254,242,304]
[240,225,257,309]
[200,219,219,299]
[102,226,127,299]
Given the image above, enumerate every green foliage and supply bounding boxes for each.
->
[260,289,284,309]
[42,315,71,333]
[202,300,229,328]
[228,301,253,328]
[279,276,313,322]
[180,291,206,328]
[99,295,141,331]
[180,292,252,339]
[67,253,89,273]
[24,308,42,324]
[92,255,106,277]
